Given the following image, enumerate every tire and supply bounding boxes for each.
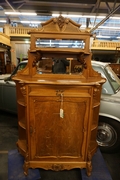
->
[97,117,120,153]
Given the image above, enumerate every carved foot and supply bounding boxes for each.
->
[86,161,92,176]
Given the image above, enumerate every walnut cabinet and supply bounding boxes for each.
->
[13,16,105,176]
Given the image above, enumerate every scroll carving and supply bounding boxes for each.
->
[32,52,42,67]
[72,53,87,73]
[56,89,64,97]
[74,65,83,73]
[39,15,81,32]
[20,84,26,96]
[52,164,64,171]
[54,15,68,30]
[77,53,87,69]
[93,85,100,97]
[20,83,27,104]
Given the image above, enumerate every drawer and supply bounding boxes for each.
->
[28,84,92,97]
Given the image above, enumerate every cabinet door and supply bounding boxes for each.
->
[29,95,91,161]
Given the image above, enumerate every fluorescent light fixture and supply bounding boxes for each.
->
[52,14,82,17]
[109,17,120,19]
[5,12,37,16]
[98,26,120,29]
[52,14,105,19]
[117,37,120,39]
[0,20,6,23]
[96,35,110,38]
[20,21,41,24]
[82,15,105,18]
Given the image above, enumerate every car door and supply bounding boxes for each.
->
[0,80,17,113]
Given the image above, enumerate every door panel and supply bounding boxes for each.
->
[29,96,91,161]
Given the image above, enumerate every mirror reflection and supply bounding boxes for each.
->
[36,39,85,49]
[36,56,84,75]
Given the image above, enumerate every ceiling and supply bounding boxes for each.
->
[0,0,120,40]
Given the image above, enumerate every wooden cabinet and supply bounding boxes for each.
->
[0,51,11,74]
[13,15,105,176]
[0,52,5,74]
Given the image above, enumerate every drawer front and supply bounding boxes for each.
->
[28,85,92,97]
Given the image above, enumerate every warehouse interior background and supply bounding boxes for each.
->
[0,0,120,41]
[0,1,120,180]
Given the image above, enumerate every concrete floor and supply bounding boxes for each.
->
[0,110,120,180]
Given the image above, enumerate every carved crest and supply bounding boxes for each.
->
[56,15,67,29]
[39,15,81,32]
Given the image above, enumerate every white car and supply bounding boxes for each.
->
[0,61,27,113]
[92,61,120,153]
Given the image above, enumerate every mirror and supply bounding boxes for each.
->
[36,56,85,75]
[35,39,85,49]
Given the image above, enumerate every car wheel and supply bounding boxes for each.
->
[97,117,120,153]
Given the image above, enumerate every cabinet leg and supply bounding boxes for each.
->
[86,161,92,176]
[23,161,29,175]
